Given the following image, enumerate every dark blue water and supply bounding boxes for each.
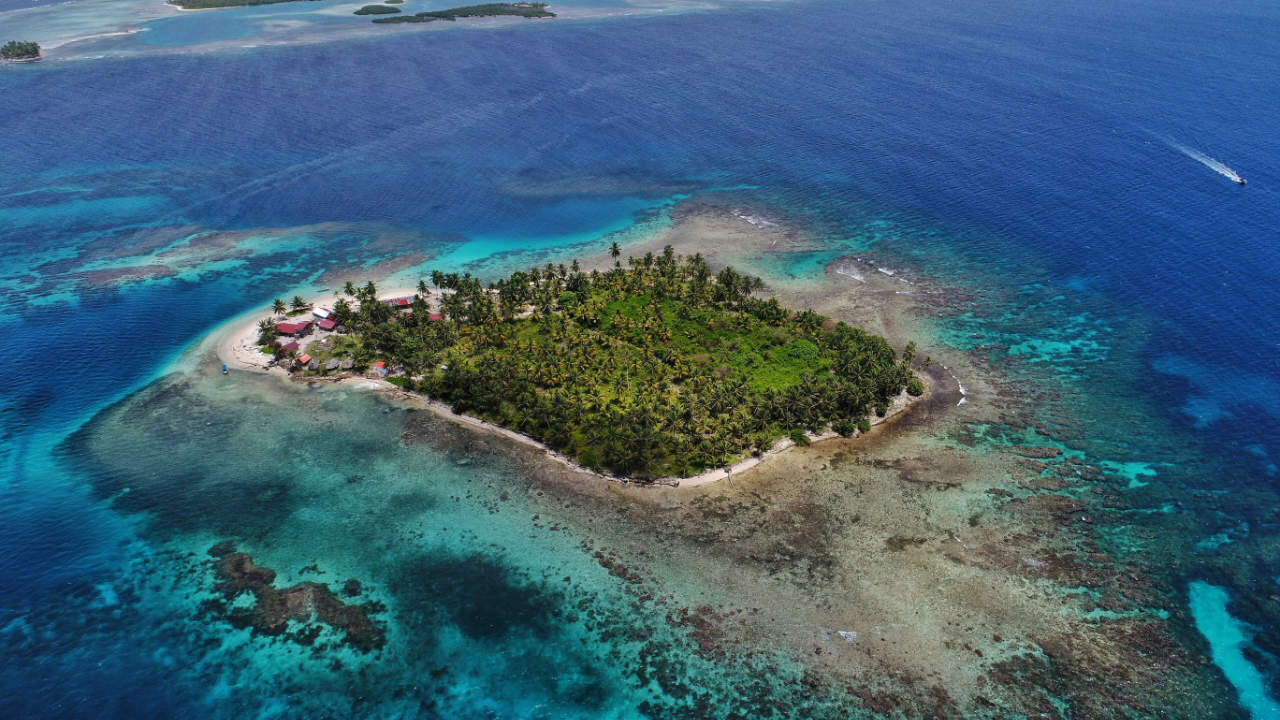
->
[3,0,1279,716]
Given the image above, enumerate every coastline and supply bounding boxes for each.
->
[214,286,933,488]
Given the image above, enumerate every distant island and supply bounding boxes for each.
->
[371,3,555,24]
[354,3,399,14]
[166,0,555,19]
[244,248,923,481]
[1,41,41,61]
[169,0,317,8]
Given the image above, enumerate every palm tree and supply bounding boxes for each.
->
[610,241,621,261]
[290,295,308,311]
[271,298,286,316]
[256,318,277,346]
[344,281,356,297]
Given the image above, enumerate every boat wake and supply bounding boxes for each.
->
[1157,134,1245,184]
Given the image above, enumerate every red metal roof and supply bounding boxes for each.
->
[428,313,443,321]
[317,319,336,330]
[297,354,312,364]
[276,321,312,335]
[282,341,299,351]
[374,361,385,367]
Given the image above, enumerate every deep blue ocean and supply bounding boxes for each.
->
[2,0,1279,717]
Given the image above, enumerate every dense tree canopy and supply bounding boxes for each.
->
[1,41,40,60]
[372,3,554,23]
[293,248,921,479]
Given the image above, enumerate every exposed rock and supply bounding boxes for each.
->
[885,535,929,551]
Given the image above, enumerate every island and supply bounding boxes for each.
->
[169,0,318,8]
[1,41,41,61]
[354,3,399,14]
[371,3,555,24]
[241,248,924,482]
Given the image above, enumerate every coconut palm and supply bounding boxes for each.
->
[271,298,286,316]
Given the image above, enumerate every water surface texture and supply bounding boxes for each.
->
[2,0,1279,717]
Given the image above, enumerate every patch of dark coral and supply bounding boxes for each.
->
[389,551,561,641]
[884,535,929,552]
[655,492,845,583]
[987,618,1246,720]
[207,542,386,653]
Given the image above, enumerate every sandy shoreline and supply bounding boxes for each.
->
[214,285,931,487]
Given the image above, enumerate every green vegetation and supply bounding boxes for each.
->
[1,41,40,60]
[256,319,277,346]
[168,0,308,8]
[355,4,399,13]
[372,2,554,23]
[280,249,919,480]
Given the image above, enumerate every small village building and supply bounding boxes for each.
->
[316,319,336,331]
[325,358,340,371]
[282,341,300,353]
[385,297,412,309]
[428,313,444,322]
[312,308,332,320]
[297,353,312,366]
[276,321,313,337]
[339,357,354,371]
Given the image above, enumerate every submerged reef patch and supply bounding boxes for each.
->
[204,542,387,653]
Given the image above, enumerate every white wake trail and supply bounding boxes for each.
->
[1157,134,1243,183]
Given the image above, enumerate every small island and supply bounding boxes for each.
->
[1,41,41,62]
[168,0,318,9]
[245,248,923,481]
[371,3,554,24]
[354,3,399,14]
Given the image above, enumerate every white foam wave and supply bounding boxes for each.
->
[944,365,967,406]
[833,261,864,282]
[732,209,778,228]
[1157,134,1243,183]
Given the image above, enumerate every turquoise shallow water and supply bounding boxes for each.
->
[1191,582,1280,720]
[3,0,1280,716]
